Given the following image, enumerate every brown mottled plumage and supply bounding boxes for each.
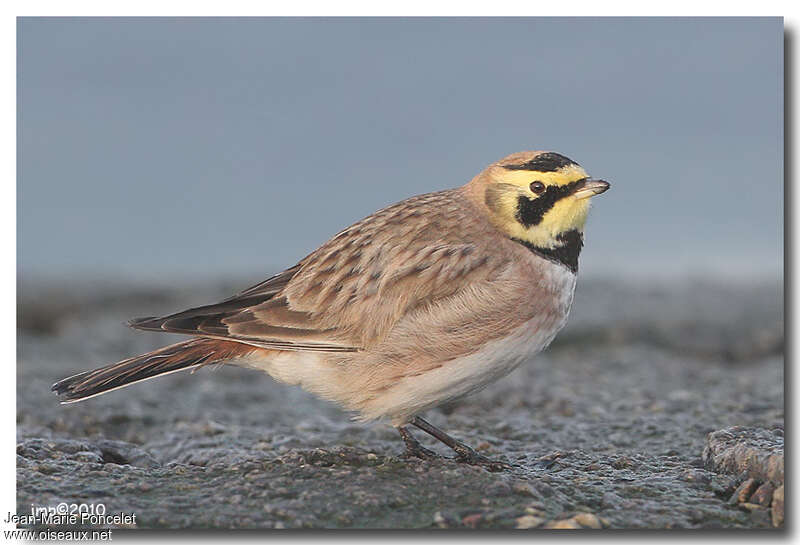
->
[53,150,609,469]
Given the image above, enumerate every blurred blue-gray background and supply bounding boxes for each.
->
[18,17,783,286]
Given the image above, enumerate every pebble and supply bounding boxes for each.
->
[729,478,758,505]
[515,515,544,529]
[573,513,603,529]
[750,482,775,507]
[35,463,60,475]
[611,457,634,470]
[543,519,582,529]
[461,513,482,528]
[680,469,710,484]
[512,482,536,497]
[738,502,764,512]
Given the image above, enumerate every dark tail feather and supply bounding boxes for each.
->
[51,338,254,403]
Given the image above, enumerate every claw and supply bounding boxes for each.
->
[405,443,442,460]
[398,426,442,460]
[452,444,513,471]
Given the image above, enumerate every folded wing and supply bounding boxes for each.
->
[130,190,509,353]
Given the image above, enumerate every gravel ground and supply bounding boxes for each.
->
[16,275,784,529]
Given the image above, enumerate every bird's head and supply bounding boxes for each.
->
[470,151,610,251]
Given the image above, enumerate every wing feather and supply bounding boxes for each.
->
[129,189,509,353]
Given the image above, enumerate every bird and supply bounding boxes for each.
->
[52,150,609,470]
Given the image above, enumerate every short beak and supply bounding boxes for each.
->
[572,178,610,199]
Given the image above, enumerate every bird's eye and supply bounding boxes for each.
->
[529,181,545,195]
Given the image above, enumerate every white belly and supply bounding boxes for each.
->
[368,270,577,425]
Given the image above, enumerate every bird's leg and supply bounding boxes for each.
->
[410,416,512,471]
[397,426,440,459]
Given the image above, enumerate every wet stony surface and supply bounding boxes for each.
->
[17,276,783,529]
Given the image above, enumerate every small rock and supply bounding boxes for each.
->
[573,512,603,529]
[611,457,633,470]
[36,463,59,475]
[680,469,711,484]
[515,515,544,529]
[729,478,759,505]
[461,513,482,528]
[771,485,784,527]
[544,519,582,529]
[524,503,547,517]
[512,482,536,497]
[750,481,775,507]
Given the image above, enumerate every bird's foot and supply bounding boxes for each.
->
[399,426,442,460]
[404,443,442,460]
[452,442,513,472]
[405,416,514,471]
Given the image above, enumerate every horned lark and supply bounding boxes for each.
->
[53,151,609,470]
